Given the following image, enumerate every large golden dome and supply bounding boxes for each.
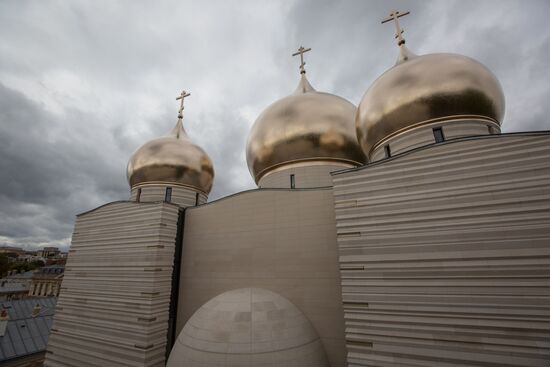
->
[127,119,214,194]
[246,74,366,183]
[356,50,505,157]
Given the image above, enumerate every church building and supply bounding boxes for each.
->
[43,11,550,367]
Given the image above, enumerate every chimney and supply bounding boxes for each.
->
[0,309,8,336]
[32,304,41,317]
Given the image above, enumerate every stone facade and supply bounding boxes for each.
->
[29,266,64,297]
[44,132,550,367]
[44,201,181,367]
[332,132,550,366]
[370,118,499,162]
[175,188,348,367]
[130,184,207,207]
[258,163,354,189]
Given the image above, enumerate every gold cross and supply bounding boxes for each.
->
[292,46,312,74]
[176,90,190,118]
[382,10,410,46]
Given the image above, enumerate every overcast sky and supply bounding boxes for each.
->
[1,0,549,251]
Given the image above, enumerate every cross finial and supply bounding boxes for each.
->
[292,46,312,75]
[382,10,410,46]
[176,90,191,119]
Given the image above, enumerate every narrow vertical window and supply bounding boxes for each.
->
[165,187,172,202]
[195,192,200,206]
[136,188,142,202]
[433,127,445,143]
[290,174,295,189]
[384,144,391,158]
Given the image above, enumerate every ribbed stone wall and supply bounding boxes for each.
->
[258,163,354,189]
[370,118,497,162]
[332,133,550,367]
[130,185,207,207]
[44,201,181,367]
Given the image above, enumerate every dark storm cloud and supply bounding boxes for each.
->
[1,0,549,250]
[0,83,131,244]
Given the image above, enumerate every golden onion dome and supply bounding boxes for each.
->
[246,74,366,183]
[356,47,505,158]
[127,117,214,194]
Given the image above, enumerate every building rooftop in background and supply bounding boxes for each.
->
[0,247,25,256]
[4,271,35,281]
[0,297,56,364]
[0,283,29,297]
[34,265,64,276]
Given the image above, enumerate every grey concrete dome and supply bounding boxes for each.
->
[166,288,329,367]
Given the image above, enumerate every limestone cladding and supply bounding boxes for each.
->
[259,164,353,189]
[370,118,497,162]
[29,275,62,297]
[130,185,207,206]
[176,188,347,367]
[168,288,329,367]
[332,132,550,366]
[44,201,181,367]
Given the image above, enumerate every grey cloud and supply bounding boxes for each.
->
[1,0,549,251]
[287,0,550,132]
[286,0,433,101]
[0,84,129,248]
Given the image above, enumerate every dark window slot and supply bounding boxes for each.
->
[433,127,445,143]
[384,144,391,158]
[165,187,172,202]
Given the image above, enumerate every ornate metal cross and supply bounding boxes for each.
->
[382,10,410,46]
[292,46,312,74]
[176,90,191,118]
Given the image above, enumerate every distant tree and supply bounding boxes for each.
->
[29,260,44,269]
[9,262,30,273]
[8,259,44,274]
[0,254,9,277]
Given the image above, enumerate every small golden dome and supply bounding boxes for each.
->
[356,51,505,157]
[127,119,214,194]
[246,74,366,183]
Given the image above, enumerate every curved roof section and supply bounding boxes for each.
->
[167,287,329,367]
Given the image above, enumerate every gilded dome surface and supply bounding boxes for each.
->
[356,52,505,156]
[127,119,214,194]
[166,288,329,367]
[246,75,366,183]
